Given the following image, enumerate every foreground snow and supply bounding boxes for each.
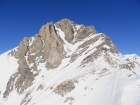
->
[0,51,140,105]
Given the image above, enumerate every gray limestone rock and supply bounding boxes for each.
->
[54,80,75,97]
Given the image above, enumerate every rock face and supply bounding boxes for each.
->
[54,80,75,97]
[4,22,66,98]
[55,19,75,43]
[1,18,140,105]
[55,19,97,43]
[38,22,64,68]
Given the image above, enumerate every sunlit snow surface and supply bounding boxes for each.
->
[0,27,140,105]
[0,54,139,105]
[0,49,24,105]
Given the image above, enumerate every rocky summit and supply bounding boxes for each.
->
[0,19,140,105]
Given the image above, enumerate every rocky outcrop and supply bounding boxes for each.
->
[64,97,74,104]
[76,25,96,40]
[38,22,64,68]
[54,80,75,97]
[55,18,97,43]
[70,33,118,65]
[3,22,65,98]
[55,19,74,43]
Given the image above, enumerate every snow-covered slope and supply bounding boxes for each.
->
[0,19,140,105]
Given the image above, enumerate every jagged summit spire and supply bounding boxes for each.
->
[57,18,74,23]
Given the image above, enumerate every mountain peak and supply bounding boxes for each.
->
[58,18,74,23]
[1,19,140,105]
